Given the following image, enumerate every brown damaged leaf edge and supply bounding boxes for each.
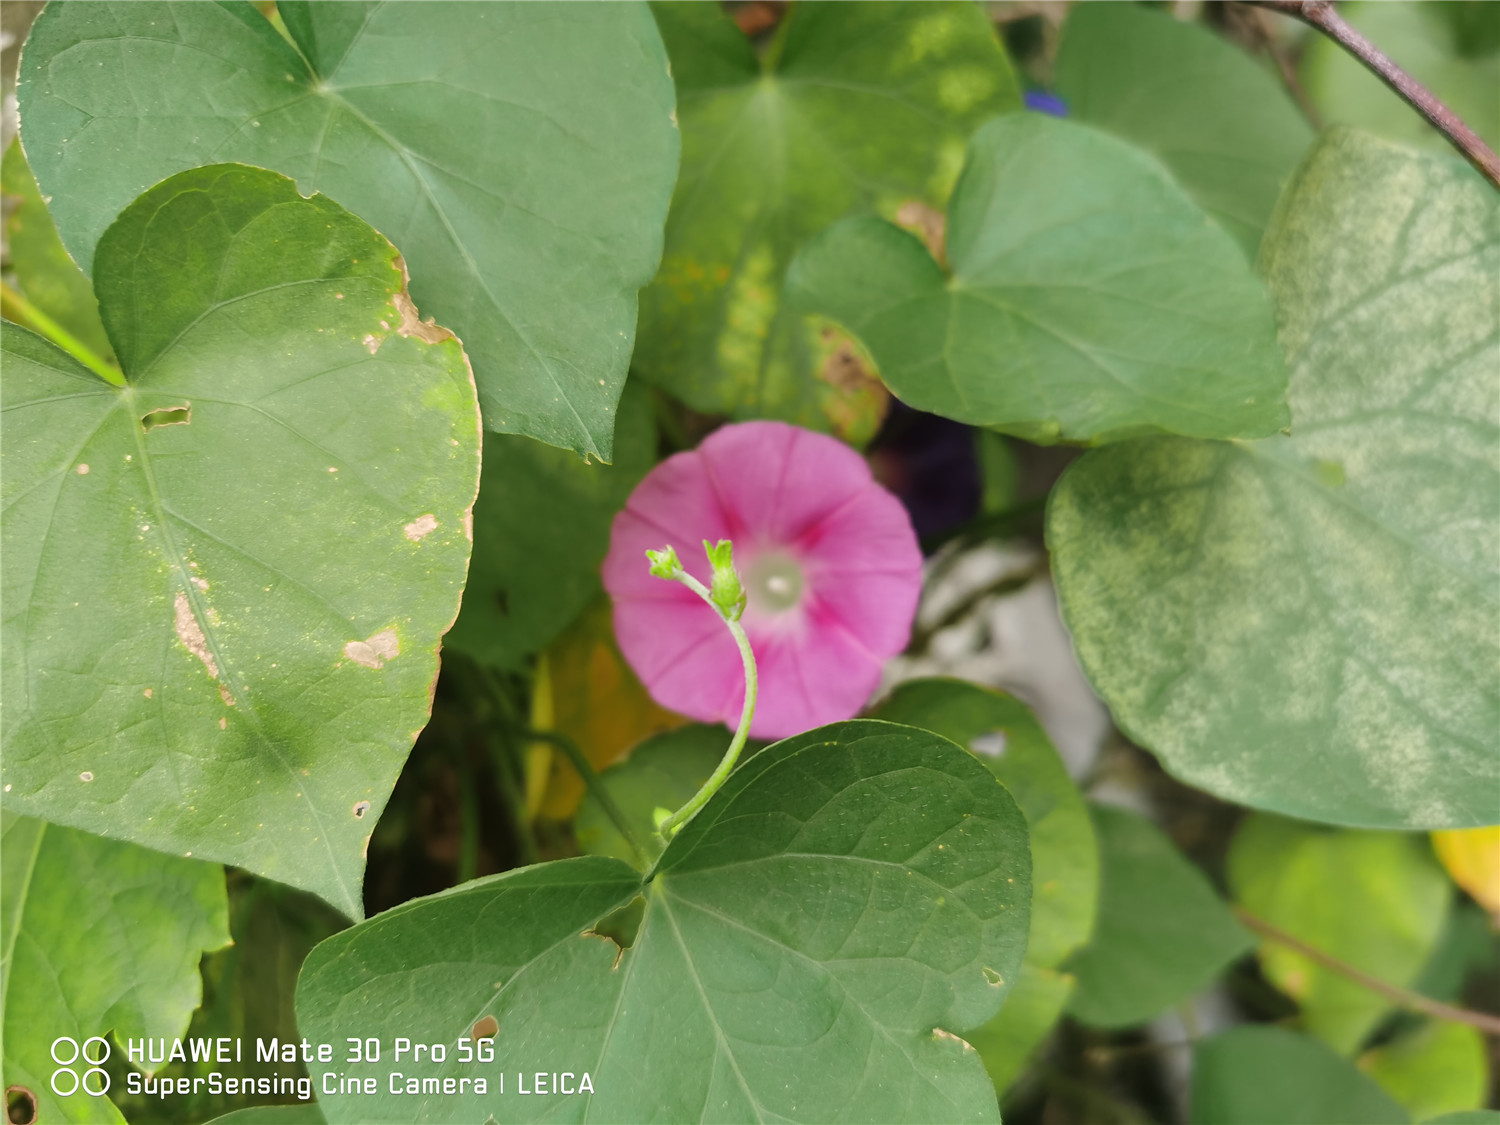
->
[390,254,480,547]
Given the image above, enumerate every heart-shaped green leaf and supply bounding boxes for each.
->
[1065,804,1252,1029]
[297,721,1031,1123]
[1048,129,1499,828]
[17,1,678,458]
[636,1,1018,439]
[870,679,1099,1092]
[786,114,1290,444]
[1,814,230,1125]
[1191,1026,1408,1125]
[1,164,480,918]
[1054,2,1314,256]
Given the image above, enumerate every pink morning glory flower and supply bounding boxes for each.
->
[603,421,923,740]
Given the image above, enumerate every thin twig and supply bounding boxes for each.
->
[1244,0,1500,188]
[522,727,652,870]
[1242,6,1322,127]
[1235,907,1500,1035]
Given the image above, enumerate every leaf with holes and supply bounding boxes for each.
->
[636,1,1018,440]
[0,163,480,918]
[785,114,1290,444]
[297,721,1032,1123]
[1,813,230,1125]
[1048,128,1499,828]
[16,0,678,459]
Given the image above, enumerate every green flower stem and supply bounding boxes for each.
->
[0,280,124,387]
[649,543,759,840]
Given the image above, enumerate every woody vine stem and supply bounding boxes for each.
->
[1244,0,1500,189]
[645,540,759,839]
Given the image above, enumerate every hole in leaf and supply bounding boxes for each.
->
[6,1086,37,1125]
[982,966,1004,987]
[469,1015,499,1041]
[141,405,191,431]
[583,896,645,968]
[352,800,371,819]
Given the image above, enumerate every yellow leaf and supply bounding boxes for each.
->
[1431,826,1500,920]
[529,600,685,820]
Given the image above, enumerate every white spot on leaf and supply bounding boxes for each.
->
[343,629,400,669]
[362,334,381,355]
[79,771,94,783]
[404,514,438,542]
[76,463,89,475]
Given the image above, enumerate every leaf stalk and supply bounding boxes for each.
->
[1,280,124,386]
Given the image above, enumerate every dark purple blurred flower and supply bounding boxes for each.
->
[1024,90,1068,117]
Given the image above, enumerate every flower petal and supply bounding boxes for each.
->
[698,421,872,546]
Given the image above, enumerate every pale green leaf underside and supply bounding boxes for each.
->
[17,0,678,458]
[1049,129,1499,828]
[1054,1,1314,257]
[0,165,480,917]
[786,114,1290,444]
[1228,813,1450,1054]
[297,721,1032,1123]
[637,0,1018,433]
[1,813,230,1125]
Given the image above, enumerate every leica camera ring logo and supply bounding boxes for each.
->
[51,1037,111,1097]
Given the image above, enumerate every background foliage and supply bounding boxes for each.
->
[1,1,1496,1124]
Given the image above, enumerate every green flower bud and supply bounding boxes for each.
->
[704,539,746,620]
[645,545,683,581]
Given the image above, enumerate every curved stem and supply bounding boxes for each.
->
[654,569,759,840]
[1245,0,1500,189]
[1235,907,1500,1035]
[1,281,124,386]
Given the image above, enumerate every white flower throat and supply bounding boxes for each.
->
[744,551,805,615]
